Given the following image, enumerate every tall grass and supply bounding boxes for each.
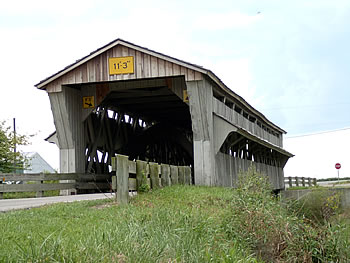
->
[222,167,350,262]
[0,168,349,262]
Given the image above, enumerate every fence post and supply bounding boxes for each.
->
[0,178,3,199]
[136,160,148,191]
[116,154,129,205]
[178,166,185,184]
[288,177,292,188]
[170,165,179,184]
[36,178,44,198]
[313,178,317,186]
[184,166,191,185]
[149,162,160,189]
[295,177,299,187]
[307,177,311,187]
[161,164,171,187]
[301,177,305,187]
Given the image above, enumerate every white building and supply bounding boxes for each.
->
[24,152,56,174]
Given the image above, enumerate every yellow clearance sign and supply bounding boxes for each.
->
[83,96,95,109]
[109,56,134,75]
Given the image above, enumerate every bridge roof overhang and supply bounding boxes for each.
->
[35,38,286,134]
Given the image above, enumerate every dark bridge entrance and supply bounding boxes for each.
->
[78,76,193,174]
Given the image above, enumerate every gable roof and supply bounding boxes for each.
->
[35,38,286,134]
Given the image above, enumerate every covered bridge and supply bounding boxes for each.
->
[36,39,293,190]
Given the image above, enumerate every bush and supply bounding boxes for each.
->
[289,188,341,223]
[222,166,350,262]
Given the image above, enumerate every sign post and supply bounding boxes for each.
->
[335,163,341,184]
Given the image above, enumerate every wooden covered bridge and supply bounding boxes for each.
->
[36,39,293,191]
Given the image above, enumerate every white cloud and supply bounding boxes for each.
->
[193,11,262,30]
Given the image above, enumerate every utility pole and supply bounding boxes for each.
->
[13,118,16,173]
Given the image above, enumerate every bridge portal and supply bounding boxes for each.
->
[36,39,293,191]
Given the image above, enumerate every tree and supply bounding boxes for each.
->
[0,120,29,173]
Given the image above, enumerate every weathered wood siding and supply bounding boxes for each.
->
[215,152,284,190]
[49,86,85,174]
[213,98,283,147]
[45,45,203,93]
[187,79,215,186]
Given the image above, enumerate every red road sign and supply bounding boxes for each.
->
[335,163,341,169]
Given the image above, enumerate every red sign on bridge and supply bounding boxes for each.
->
[335,163,341,169]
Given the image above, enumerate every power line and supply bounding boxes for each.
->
[285,127,350,139]
[260,102,350,111]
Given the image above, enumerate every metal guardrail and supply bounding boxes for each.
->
[284,176,317,188]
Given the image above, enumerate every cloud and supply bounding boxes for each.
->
[193,11,262,31]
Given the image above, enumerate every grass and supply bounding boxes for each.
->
[0,169,349,262]
[0,186,258,263]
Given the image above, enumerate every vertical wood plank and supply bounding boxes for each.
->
[136,160,148,191]
[194,71,202,80]
[173,64,180,75]
[184,166,191,185]
[112,175,116,190]
[36,180,44,197]
[128,48,136,80]
[136,51,143,78]
[0,180,3,199]
[116,46,123,80]
[178,166,185,184]
[143,54,151,77]
[165,61,173,75]
[158,59,165,77]
[117,154,129,204]
[170,165,179,184]
[151,56,158,77]
[180,66,187,80]
[161,164,171,186]
[187,69,195,81]
[149,162,160,189]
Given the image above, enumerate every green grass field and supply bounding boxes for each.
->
[1,170,349,262]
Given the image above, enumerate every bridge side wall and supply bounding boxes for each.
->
[215,152,284,189]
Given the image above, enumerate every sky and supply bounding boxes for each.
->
[0,0,349,178]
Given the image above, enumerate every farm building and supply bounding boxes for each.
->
[23,152,56,174]
[36,38,293,190]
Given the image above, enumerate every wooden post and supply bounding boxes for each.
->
[0,179,3,199]
[288,177,292,188]
[170,165,179,184]
[136,160,148,191]
[111,176,117,191]
[36,180,44,198]
[307,177,311,187]
[184,166,191,185]
[149,162,160,189]
[295,177,299,187]
[116,154,129,204]
[178,166,185,184]
[301,177,305,187]
[161,164,171,187]
[313,178,317,186]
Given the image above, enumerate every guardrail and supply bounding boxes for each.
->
[0,173,111,199]
[111,154,192,204]
[284,176,317,188]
